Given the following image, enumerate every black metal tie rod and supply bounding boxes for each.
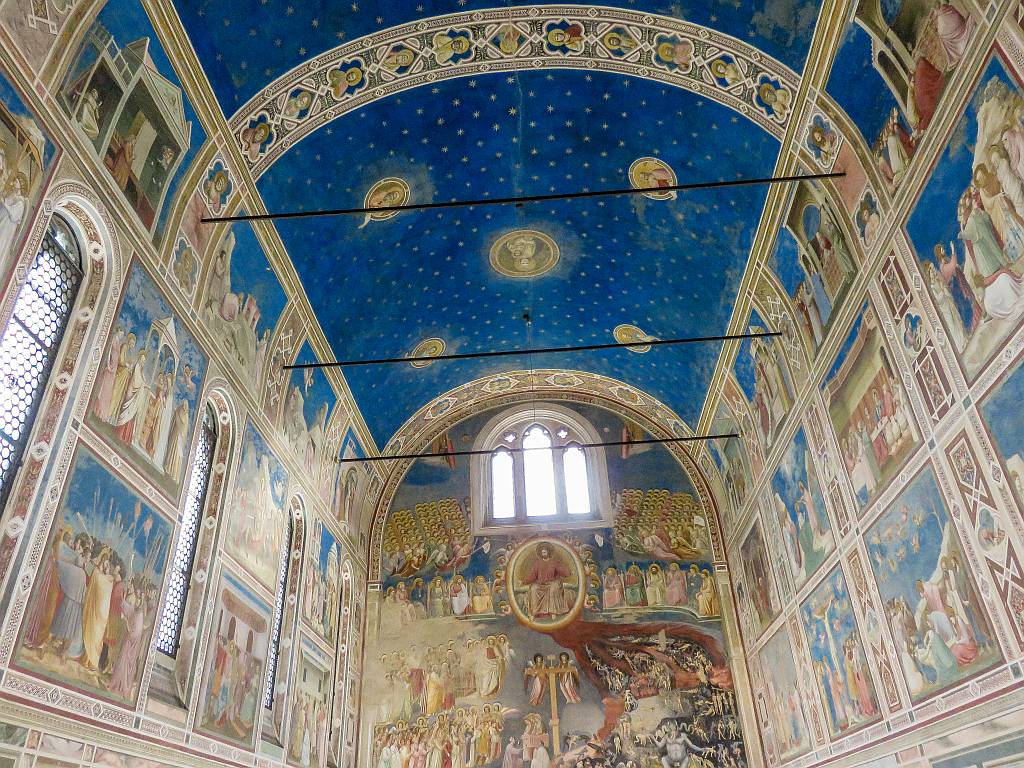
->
[203,172,844,224]
[337,433,739,464]
[284,330,780,370]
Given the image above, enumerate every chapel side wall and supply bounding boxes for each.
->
[711,2,1024,766]
[0,2,368,768]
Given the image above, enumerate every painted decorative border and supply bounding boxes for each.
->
[226,6,799,178]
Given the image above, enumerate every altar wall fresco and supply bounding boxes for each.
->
[362,402,749,768]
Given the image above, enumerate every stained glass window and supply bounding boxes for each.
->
[155,406,217,656]
[264,509,294,708]
[0,216,83,511]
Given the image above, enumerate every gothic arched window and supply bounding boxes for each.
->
[264,507,294,708]
[0,215,83,510]
[474,405,610,529]
[156,405,217,656]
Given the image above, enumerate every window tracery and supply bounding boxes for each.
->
[0,215,83,510]
[156,405,217,657]
[473,405,610,530]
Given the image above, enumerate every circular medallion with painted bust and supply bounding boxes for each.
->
[613,323,658,353]
[489,229,559,278]
[628,157,677,200]
[360,177,411,227]
[408,337,446,367]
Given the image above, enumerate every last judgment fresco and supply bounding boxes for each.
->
[362,403,747,768]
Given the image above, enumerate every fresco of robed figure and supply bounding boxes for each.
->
[982,353,1024,505]
[87,261,207,498]
[865,468,1000,703]
[770,427,834,590]
[507,539,584,631]
[907,55,1024,378]
[0,71,56,279]
[15,447,171,707]
[822,302,919,511]
[800,567,881,738]
[197,572,270,747]
[223,422,290,592]
[57,3,204,239]
[828,0,976,191]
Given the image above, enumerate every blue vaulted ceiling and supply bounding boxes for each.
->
[172,0,821,110]
[257,70,780,444]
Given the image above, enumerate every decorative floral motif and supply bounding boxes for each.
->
[228,9,800,174]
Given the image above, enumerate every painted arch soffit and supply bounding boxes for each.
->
[226,6,801,178]
[364,368,727,576]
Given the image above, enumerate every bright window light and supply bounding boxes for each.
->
[523,426,556,517]
[563,445,591,515]
[491,449,515,518]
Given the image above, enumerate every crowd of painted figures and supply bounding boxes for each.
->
[612,490,709,562]
[201,628,265,738]
[20,513,164,700]
[91,321,195,480]
[374,637,515,723]
[381,501,474,580]
[601,564,718,617]
[372,675,746,768]
[381,574,506,626]
[372,705,507,768]
[287,687,329,768]
[380,561,719,629]
[883,550,994,697]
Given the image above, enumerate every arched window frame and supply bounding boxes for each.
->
[264,507,294,709]
[172,388,234,707]
[262,496,304,744]
[470,404,611,534]
[156,404,218,657]
[0,214,84,512]
[329,559,354,768]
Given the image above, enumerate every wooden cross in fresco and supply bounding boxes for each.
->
[524,655,577,756]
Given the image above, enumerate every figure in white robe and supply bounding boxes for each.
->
[78,89,102,141]
[0,175,27,267]
[112,351,148,444]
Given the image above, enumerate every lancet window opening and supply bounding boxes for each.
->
[155,405,217,656]
[0,215,83,510]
